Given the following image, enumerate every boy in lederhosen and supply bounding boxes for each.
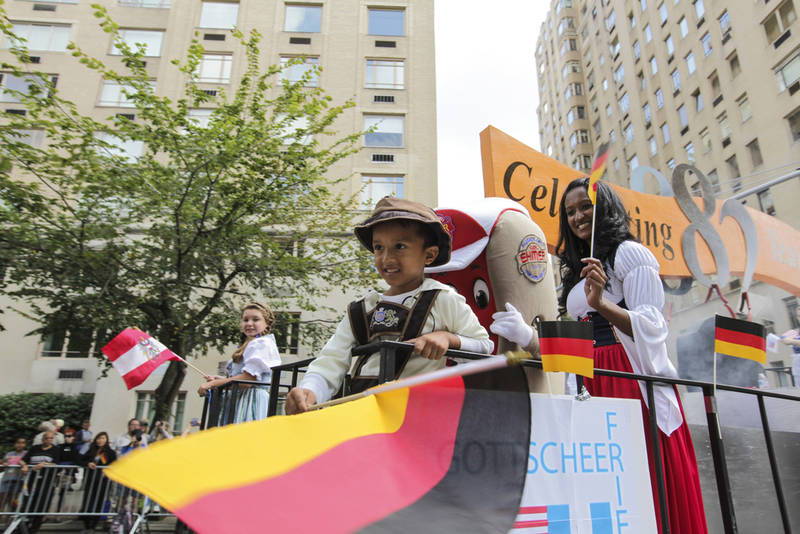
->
[286,197,493,414]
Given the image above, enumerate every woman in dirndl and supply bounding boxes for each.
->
[199,302,281,422]
[557,177,707,533]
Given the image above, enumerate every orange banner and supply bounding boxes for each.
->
[480,126,800,297]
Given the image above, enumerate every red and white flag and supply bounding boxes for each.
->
[102,328,182,390]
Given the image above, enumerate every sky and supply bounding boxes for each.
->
[434,1,549,206]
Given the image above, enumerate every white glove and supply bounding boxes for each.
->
[490,303,535,347]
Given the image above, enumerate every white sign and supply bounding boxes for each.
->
[510,394,656,533]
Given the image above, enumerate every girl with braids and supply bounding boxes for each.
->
[557,178,707,534]
[198,302,281,422]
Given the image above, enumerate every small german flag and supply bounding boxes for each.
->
[714,315,766,364]
[587,142,610,205]
[539,321,595,377]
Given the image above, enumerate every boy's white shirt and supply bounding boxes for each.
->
[300,278,493,404]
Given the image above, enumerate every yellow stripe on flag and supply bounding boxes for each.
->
[715,340,766,364]
[107,388,410,509]
[542,354,594,378]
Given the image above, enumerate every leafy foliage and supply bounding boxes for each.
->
[0,4,377,420]
[0,393,93,455]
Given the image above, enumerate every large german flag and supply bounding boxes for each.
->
[539,321,595,378]
[714,314,766,364]
[107,367,530,534]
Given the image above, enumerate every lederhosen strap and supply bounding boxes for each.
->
[347,289,440,394]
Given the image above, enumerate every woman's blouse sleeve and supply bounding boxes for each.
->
[613,241,676,378]
[241,336,281,379]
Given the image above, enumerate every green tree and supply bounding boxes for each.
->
[0,5,375,421]
[0,393,93,454]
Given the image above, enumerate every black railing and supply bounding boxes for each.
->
[359,340,800,534]
[199,358,314,428]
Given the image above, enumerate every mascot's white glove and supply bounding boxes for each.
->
[490,303,535,347]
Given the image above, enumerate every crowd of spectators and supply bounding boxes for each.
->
[0,416,191,533]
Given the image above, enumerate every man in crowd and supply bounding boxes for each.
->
[112,418,148,453]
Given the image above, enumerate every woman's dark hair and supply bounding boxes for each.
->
[556,177,636,314]
[88,431,111,456]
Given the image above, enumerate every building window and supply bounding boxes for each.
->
[718,112,731,140]
[788,107,800,141]
[136,391,186,433]
[710,72,721,100]
[98,80,152,107]
[629,154,640,171]
[199,1,239,30]
[188,108,213,127]
[638,71,646,89]
[701,32,712,55]
[695,0,705,19]
[763,0,796,44]
[686,51,696,74]
[369,8,404,36]
[619,92,630,113]
[562,60,581,79]
[737,94,752,122]
[97,132,144,161]
[775,50,800,92]
[650,56,658,75]
[284,4,322,33]
[119,0,172,7]
[111,29,164,57]
[558,17,576,36]
[280,56,319,87]
[643,102,652,124]
[197,54,233,84]
[661,122,670,143]
[614,64,625,84]
[613,157,620,170]
[7,23,70,52]
[679,17,689,37]
[685,141,695,162]
[747,138,763,167]
[16,129,44,147]
[655,88,664,108]
[366,59,403,90]
[727,154,740,183]
[700,127,711,152]
[729,53,741,78]
[602,78,609,91]
[757,189,776,215]
[644,24,652,43]
[40,327,102,358]
[658,3,668,24]
[592,119,601,137]
[665,35,675,57]
[0,73,56,103]
[624,123,634,143]
[649,135,657,155]
[361,176,403,207]
[672,69,681,92]
[667,158,675,169]
[678,104,688,128]
[609,128,616,143]
[364,115,403,147]
[693,89,703,112]
[605,10,616,31]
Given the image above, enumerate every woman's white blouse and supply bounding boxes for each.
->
[567,240,683,435]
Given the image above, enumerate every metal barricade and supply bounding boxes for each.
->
[0,464,170,533]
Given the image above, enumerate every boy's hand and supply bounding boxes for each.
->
[407,331,458,360]
[286,388,317,415]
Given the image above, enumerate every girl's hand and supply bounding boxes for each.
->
[88,462,97,470]
[581,257,608,310]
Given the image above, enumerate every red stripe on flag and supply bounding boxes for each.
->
[519,506,547,514]
[514,519,548,528]
[715,327,766,351]
[590,151,609,173]
[539,337,593,357]
[176,378,467,534]
[121,352,179,390]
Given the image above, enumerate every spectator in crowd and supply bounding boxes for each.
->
[149,420,173,442]
[0,437,27,511]
[32,421,64,446]
[20,431,62,533]
[112,419,148,453]
[76,420,93,456]
[79,432,117,534]
[139,420,150,436]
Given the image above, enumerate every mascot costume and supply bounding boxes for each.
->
[426,197,563,393]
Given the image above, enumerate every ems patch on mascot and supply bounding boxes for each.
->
[426,197,563,394]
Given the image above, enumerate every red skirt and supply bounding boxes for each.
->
[583,343,708,534]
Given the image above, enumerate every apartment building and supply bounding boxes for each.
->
[0,0,437,431]
[535,0,800,382]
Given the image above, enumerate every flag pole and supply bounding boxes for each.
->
[713,352,718,396]
[308,351,531,412]
[176,356,209,378]
[589,203,598,258]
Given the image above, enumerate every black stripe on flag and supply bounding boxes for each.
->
[715,315,765,338]
[539,321,594,340]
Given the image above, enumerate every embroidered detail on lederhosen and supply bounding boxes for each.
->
[346,289,440,394]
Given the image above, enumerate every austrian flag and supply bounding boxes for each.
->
[102,329,181,389]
